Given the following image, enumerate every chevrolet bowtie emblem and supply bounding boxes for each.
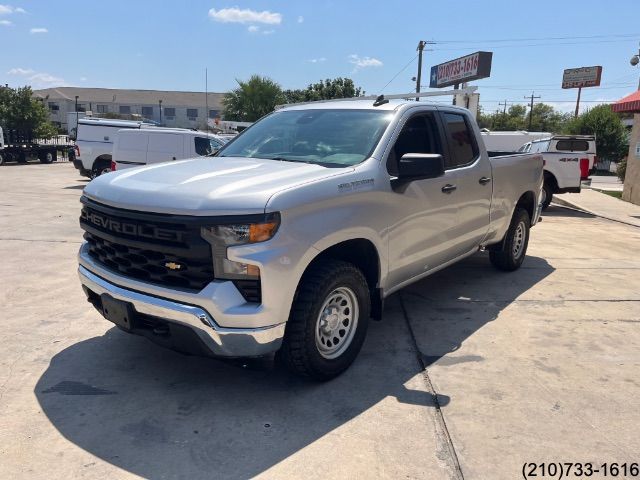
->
[165,262,182,270]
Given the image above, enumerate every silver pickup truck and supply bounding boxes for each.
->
[77,98,543,380]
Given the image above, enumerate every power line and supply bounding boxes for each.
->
[433,39,638,51]
[378,54,418,94]
[433,33,640,44]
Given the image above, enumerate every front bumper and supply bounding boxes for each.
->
[79,265,285,358]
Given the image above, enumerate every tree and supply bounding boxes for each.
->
[565,104,628,161]
[283,77,364,104]
[478,103,571,133]
[222,75,285,122]
[0,85,56,138]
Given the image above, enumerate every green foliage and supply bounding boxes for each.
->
[478,103,570,132]
[283,77,364,103]
[222,75,285,122]
[0,85,56,138]
[617,156,626,182]
[565,104,628,161]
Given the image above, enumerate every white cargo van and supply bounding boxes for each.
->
[73,118,154,178]
[112,129,230,171]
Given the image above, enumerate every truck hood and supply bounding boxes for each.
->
[83,156,352,215]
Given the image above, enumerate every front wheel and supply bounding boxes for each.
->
[278,260,370,381]
[489,207,530,272]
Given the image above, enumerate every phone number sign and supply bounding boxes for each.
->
[429,51,493,88]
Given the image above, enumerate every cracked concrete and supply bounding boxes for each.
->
[1,163,639,479]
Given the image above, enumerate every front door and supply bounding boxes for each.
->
[386,111,461,289]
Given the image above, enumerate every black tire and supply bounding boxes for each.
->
[17,153,28,163]
[91,159,111,179]
[278,260,370,381]
[541,181,553,210]
[0,153,4,165]
[38,150,55,164]
[489,207,530,272]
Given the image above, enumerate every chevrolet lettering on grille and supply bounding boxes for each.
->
[81,209,184,242]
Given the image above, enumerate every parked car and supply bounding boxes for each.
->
[481,129,552,152]
[518,135,596,208]
[112,128,230,171]
[77,97,543,380]
[73,118,154,178]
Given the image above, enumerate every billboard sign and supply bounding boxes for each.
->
[562,66,602,89]
[429,51,493,88]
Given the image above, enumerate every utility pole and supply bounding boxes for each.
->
[525,92,541,131]
[498,100,511,115]
[415,40,436,101]
[415,41,426,101]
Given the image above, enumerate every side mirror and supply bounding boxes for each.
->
[396,153,444,182]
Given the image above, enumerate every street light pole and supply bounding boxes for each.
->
[159,100,163,125]
[75,95,79,138]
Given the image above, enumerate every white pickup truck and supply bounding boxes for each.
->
[77,95,543,380]
[518,135,596,208]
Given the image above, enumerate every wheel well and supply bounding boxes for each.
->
[543,171,558,193]
[516,191,536,222]
[305,239,383,320]
[93,154,112,169]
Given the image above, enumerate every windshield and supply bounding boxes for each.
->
[216,109,393,167]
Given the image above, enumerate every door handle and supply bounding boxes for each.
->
[441,184,457,193]
[479,176,492,185]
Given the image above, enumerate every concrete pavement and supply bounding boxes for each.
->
[554,187,640,227]
[1,163,639,479]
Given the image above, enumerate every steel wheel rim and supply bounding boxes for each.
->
[512,221,526,259]
[315,286,359,359]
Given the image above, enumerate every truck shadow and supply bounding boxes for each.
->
[34,254,553,479]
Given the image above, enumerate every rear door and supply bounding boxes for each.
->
[146,133,184,164]
[439,110,492,255]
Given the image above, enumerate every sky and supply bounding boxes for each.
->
[1,0,639,114]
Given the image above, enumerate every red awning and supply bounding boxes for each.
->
[612,90,640,113]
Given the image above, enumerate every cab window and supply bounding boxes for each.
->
[387,113,443,176]
[442,112,478,169]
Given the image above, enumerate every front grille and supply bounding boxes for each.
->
[84,232,214,290]
[80,199,215,291]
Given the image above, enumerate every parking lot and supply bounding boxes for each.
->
[1,162,639,479]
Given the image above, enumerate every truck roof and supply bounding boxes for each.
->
[278,98,470,114]
[78,117,153,128]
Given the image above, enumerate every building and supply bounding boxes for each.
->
[612,90,640,206]
[33,87,225,131]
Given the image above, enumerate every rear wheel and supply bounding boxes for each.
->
[91,159,111,179]
[278,260,370,381]
[541,180,553,210]
[0,153,4,165]
[38,150,55,164]
[489,207,530,272]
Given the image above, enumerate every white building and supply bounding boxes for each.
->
[33,87,225,131]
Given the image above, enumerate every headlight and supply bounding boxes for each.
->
[201,213,280,280]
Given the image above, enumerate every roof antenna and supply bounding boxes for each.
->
[373,95,389,107]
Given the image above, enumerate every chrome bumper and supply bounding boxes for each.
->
[79,265,285,357]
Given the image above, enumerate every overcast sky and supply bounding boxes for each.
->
[2,0,639,114]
